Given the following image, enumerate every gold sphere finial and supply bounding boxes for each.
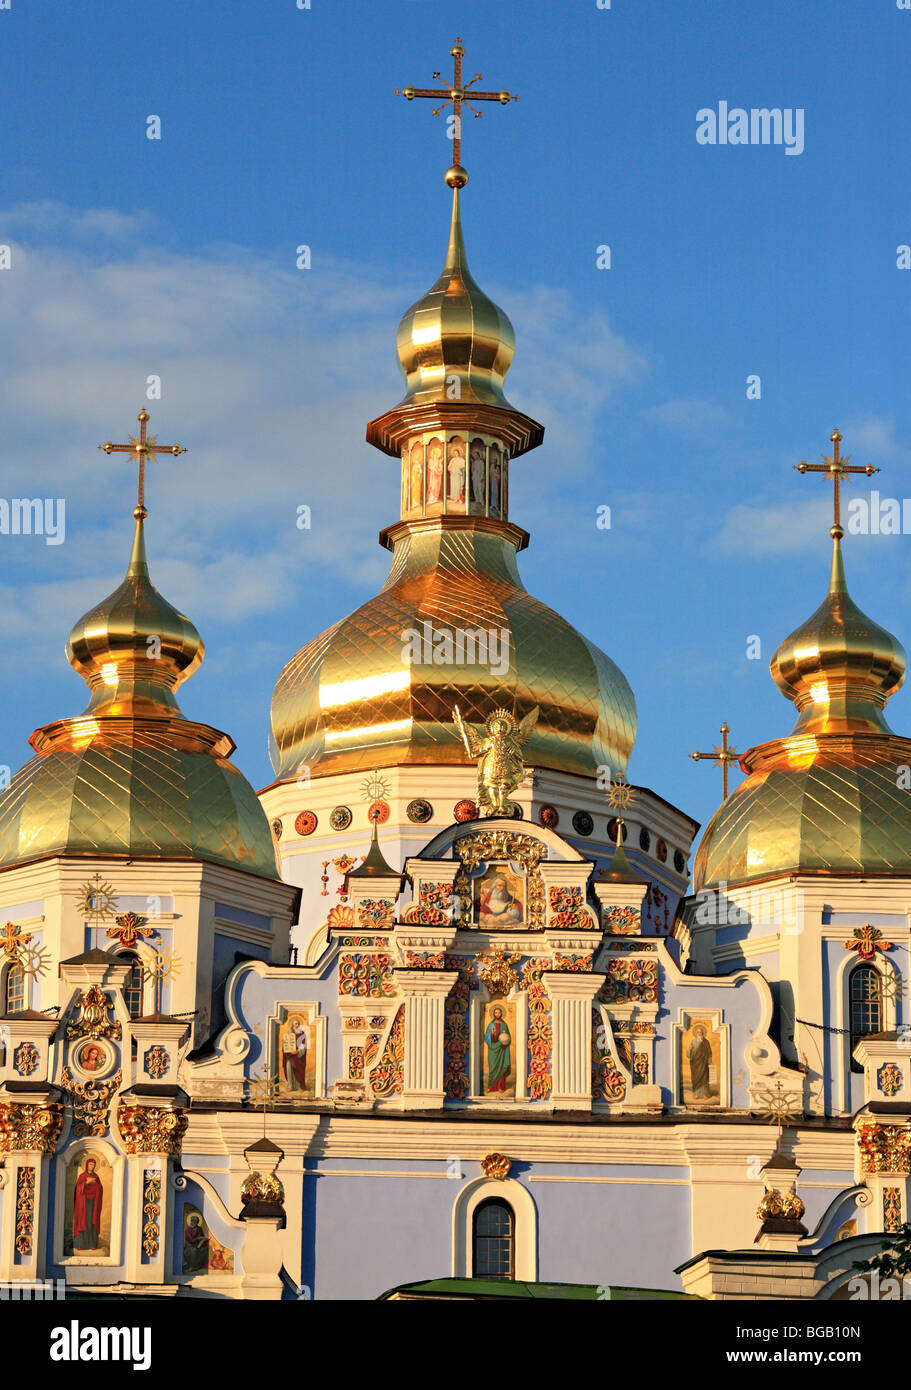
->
[451,38,464,57]
[138,409,150,423]
[133,505,148,522]
[830,524,844,540]
[445,163,468,188]
[830,427,842,443]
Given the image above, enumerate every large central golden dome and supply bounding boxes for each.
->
[269,188,636,784]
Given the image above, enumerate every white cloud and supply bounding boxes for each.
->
[714,498,832,556]
[649,397,731,431]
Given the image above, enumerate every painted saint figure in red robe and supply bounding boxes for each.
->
[73,1157,103,1251]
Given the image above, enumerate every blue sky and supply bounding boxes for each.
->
[1,0,910,844]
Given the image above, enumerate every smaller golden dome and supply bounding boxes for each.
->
[67,512,203,719]
[394,187,517,410]
[770,531,906,736]
[693,531,911,890]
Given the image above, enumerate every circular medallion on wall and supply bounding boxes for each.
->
[70,1038,116,1082]
[538,804,559,829]
[674,849,686,873]
[607,818,628,844]
[368,800,390,825]
[406,798,433,824]
[572,810,594,836]
[271,818,283,840]
[454,799,478,823]
[295,810,318,837]
[639,827,651,852]
[655,837,668,863]
[330,805,353,832]
[512,804,524,819]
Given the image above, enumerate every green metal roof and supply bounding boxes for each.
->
[378,1277,699,1301]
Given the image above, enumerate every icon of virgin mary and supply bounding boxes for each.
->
[73,1156,104,1251]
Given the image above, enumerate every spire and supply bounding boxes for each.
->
[604,818,647,885]
[346,813,399,881]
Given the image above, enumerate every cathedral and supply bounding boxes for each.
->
[0,44,909,1303]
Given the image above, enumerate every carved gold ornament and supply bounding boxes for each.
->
[455,829,547,930]
[62,1068,123,1138]
[118,1104,188,1156]
[66,984,122,1041]
[857,1122,911,1175]
[757,1187,805,1222]
[453,704,538,817]
[241,1171,285,1205]
[481,1152,511,1181]
[477,948,521,999]
[0,1101,64,1154]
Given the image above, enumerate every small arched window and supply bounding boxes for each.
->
[850,963,882,1072]
[472,1198,515,1280]
[121,952,144,1020]
[4,961,26,1014]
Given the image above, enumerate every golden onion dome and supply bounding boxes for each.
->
[269,519,636,781]
[0,506,279,879]
[693,527,911,890]
[394,187,517,410]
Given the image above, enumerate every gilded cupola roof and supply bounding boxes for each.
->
[394,188,517,411]
[694,466,911,891]
[0,422,280,879]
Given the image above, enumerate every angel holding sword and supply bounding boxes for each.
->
[453,704,539,817]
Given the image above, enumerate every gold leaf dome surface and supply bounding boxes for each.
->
[394,188,517,410]
[693,533,911,890]
[0,513,280,879]
[269,520,636,781]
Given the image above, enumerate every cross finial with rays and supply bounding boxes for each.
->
[99,409,186,514]
[395,38,518,186]
[690,722,740,800]
[794,429,877,535]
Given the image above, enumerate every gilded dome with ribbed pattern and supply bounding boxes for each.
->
[694,527,911,889]
[0,508,280,878]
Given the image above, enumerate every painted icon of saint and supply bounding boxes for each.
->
[687,1024,713,1099]
[469,438,486,511]
[73,1157,104,1251]
[410,442,424,511]
[183,1210,210,1273]
[282,1020,309,1092]
[480,874,523,926]
[448,437,466,501]
[426,439,444,505]
[484,1005,512,1093]
[489,445,501,515]
[80,1044,104,1073]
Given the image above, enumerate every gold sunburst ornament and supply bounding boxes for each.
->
[137,944,181,1014]
[75,874,119,925]
[605,773,633,812]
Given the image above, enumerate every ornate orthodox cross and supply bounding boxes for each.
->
[794,429,877,532]
[690,722,740,800]
[99,409,185,512]
[396,38,518,177]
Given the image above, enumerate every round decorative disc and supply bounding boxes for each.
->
[639,827,651,852]
[538,804,559,829]
[330,805,353,832]
[607,818,628,844]
[512,804,524,819]
[454,799,478,823]
[271,818,283,840]
[655,837,668,863]
[295,810,318,837]
[572,810,594,836]
[369,800,390,825]
[406,798,433,824]
[673,848,686,873]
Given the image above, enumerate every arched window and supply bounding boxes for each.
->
[121,952,144,1020]
[472,1198,515,1280]
[4,961,26,1014]
[850,963,882,1072]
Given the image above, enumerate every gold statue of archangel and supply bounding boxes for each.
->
[453,705,538,818]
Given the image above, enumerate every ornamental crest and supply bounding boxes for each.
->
[548,885,592,930]
[13,1042,40,1077]
[477,948,521,999]
[66,984,122,1042]
[845,924,893,960]
[481,1152,511,1180]
[877,1063,904,1097]
[61,1067,122,1137]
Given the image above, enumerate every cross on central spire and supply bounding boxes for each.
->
[794,429,878,536]
[99,409,186,516]
[395,38,518,186]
